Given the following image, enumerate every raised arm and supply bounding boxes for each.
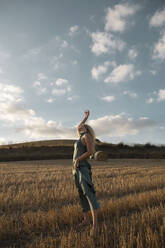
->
[78,110,90,128]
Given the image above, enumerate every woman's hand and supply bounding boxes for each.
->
[74,159,79,169]
[84,110,90,118]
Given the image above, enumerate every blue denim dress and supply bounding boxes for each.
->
[72,132,101,212]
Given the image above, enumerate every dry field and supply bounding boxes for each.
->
[0,159,165,248]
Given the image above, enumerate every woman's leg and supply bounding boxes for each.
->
[74,172,90,214]
[81,174,100,234]
[91,209,99,232]
[75,169,100,231]
[85,194,99,232]
[78,194,91,226]
[83,211,91,223]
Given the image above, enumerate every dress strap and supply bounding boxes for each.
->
[80,131,87,138]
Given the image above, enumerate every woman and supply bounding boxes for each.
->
[72,110,101,236]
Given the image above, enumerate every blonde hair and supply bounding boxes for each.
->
[84,124,96,157]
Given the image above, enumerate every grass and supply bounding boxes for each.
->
[0,159,165,247]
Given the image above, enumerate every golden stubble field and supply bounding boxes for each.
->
[0,159,165,248]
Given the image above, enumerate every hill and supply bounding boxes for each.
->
[0,139,165,161]
[0,139,76,149]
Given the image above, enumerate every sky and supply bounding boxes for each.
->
[0,0,165,145]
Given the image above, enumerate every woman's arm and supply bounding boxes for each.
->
[78,110,90,128]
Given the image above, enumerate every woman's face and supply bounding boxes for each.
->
[78,124,87,135]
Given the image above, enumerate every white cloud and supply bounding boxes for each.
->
[149,8,165,27]
[157,89,165,101]
[33,81,41,87]
[54,36,69,49]
[46,98,55,103]
[69,25,79,36]
[38,73,47,80]
[23,47,42,59]
[50,53,72,70]
[128,47,138,60]
[33,80,47,95]
[51,78,75,99]
[135,70,142,76]
[90,31,125,56]
[55,78,69,86]
[0,87,76,138]
[67,86,71,92]
[50,56,61,70]
[0,138,5,145]
[101,95,115,102]
[52,88,66,96]
[91,61,116,80]
[104,64,141,84]
[0,84,74,139]
[61,40,69,48]
[0,83,77,140]
[37,88,47,95]
[44,78,75,100]
[0,83,23,102]
[67,95,79,101]
[0,83,40,125]
[33,74,49,95]
[0,102,35,122]
[123,90,138,98]
[0,85,157,142]
[14,112,156,141]
[18,118,77,139]
[146,97,154,104]
[105,3,139,32]
[150,70,157,75]
[22,35,72,64]
[88,113,156,137]
[153,31,165,60]
[149,89,165,102]
[72,60,78,65]
[0,84,23,95]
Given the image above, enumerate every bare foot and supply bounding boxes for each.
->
[90,226,99,237]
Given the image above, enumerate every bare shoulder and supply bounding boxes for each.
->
[81,133,92,145]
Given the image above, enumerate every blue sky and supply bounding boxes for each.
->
[0,0,165,145]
